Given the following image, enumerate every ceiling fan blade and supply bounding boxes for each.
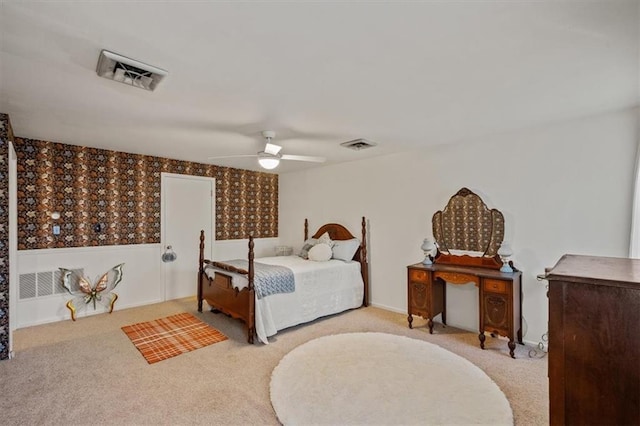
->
[264,142,282,155]
[207,154,257,160]
[281,154,326,163]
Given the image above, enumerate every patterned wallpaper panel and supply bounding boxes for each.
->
[0,113,14,360]
[432,187,504,256]
[13,138,278,250]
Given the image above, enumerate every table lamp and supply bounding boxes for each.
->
[498,242,513,272]
[421,237,435,265]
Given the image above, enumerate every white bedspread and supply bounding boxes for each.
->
[205,256,364,344]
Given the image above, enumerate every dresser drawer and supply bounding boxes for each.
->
[409,282,429,314]
[483,278,509,294]
[409,269,429,283]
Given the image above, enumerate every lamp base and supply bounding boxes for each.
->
[422,256,433,265]
[500,263,513,273]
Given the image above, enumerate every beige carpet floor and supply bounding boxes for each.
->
[0,297,548,425]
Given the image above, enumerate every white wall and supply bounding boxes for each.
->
[16,244,162,327]
[15,237,279,328]
[278,109,638,344]
[214,237,280,260]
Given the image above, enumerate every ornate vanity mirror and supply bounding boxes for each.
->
[432,188,505,269]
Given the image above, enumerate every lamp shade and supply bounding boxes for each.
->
[421,238,434,252]
[497,243,513,258]
[258,157,280,170]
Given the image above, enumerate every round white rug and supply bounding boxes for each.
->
[270,332,513,425]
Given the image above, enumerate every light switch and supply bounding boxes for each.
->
[52,225,60,235]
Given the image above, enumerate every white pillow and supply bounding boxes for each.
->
[318,232,335,248]
[332,238,360,261]
[298,238,318,259]
[308,243,333,262]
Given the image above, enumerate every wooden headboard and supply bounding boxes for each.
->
[305,217,367,263]
[311,223,357,241]
[432,188,504,268]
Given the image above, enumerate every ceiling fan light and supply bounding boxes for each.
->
[258,156,280,170]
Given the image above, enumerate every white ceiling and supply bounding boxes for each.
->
[1,1,637,173]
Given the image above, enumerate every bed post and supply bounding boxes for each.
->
[248,235,255,290]
[198,230,205,312]
[247,235,256,344]
[304,218,308,241]
[361,216,369,307]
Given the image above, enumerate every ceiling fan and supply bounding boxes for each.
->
[208,130,326,170]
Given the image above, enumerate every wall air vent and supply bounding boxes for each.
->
[96,50,168,91]
[340,138,377,151]
[19,269,83,300]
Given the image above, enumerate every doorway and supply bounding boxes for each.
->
[161,173,214,301]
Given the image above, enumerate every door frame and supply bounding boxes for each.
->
[8,141,17,358]
[160,172,215,301]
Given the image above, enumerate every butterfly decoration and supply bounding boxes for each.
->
[59,263,124,321]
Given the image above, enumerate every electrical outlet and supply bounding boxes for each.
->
[52,225,60,235]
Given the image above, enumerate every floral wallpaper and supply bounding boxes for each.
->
[13,138,278,250]
[0,114,14,360]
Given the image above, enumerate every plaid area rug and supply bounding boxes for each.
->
[122,313,227,364]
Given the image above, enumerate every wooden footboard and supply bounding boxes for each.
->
[198,231,256,343]
[199,269,255,343]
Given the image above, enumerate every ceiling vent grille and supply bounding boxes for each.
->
[340,138,377,151]
[96,50,168,91]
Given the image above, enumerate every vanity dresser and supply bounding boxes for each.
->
[407,188,523,358]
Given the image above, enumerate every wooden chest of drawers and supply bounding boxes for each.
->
[546,255,640,425]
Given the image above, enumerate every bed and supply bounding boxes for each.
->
[197,217,369,344]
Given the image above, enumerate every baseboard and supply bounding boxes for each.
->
[368,301,405,314]
[369,303,542,348]
[16,297,164,329]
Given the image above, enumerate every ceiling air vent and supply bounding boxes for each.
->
[96,50,168,91]
[340,138,377,151]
